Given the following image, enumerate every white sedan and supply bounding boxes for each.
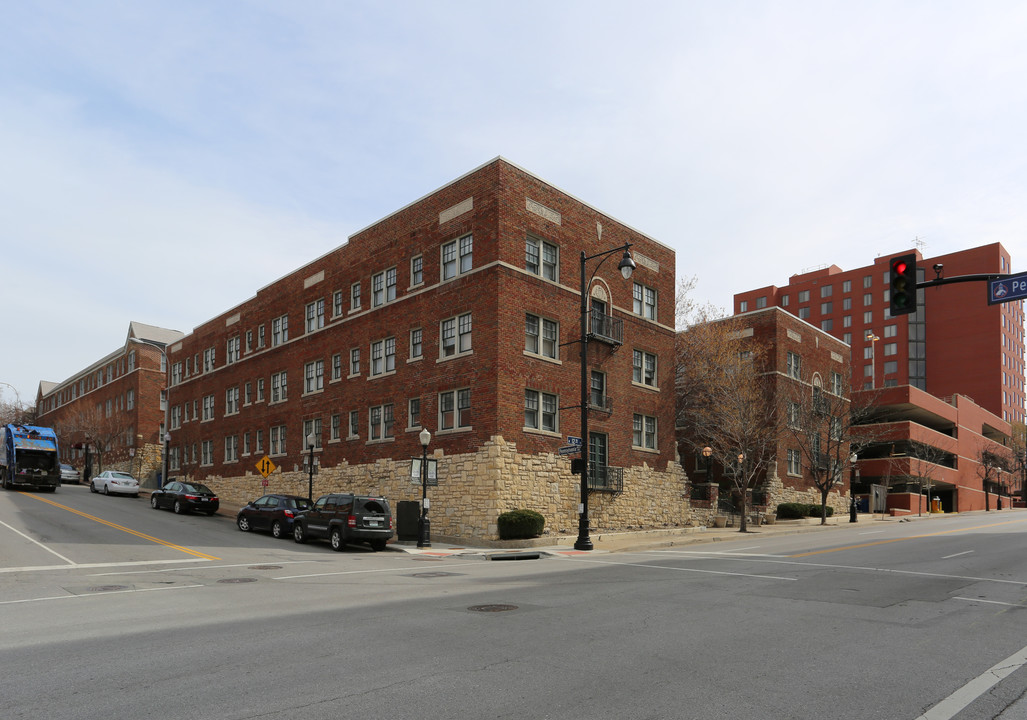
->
[90,470,141,497]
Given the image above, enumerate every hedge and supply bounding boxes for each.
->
[775,502,834,519]
[498,509,546,539]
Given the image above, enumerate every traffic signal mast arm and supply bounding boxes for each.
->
[889,253,1016,311]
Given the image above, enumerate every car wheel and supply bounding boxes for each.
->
[237,516,251,532]
[293,523,307,543]
[90,482,97,493]
[103,485,110,496]
[271,520,284,539]
[370,540,387,552]
[330,528,345,552]
[173,500,184,514]
[150,494,159,509]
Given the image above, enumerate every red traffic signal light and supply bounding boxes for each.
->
[889,253,918,315]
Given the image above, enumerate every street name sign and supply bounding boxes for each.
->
[558,445,581,455]
[989,271,1027,304]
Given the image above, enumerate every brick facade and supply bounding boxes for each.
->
[165,158,688,539]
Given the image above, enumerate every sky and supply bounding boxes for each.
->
[3,0,1027,406]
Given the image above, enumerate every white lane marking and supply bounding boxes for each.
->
[0,559,210,574]
[652,550,789,558]
[953,597,1024,608]
[942,550,974,559]
[570,556,797,581]
[913,643,1027,720]
[90,560,317,576]
[859,530,886,535]
[275,561,484,580]
[0,584,204,606]
[0,520,76,565]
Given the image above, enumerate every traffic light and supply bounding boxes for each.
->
[889,253,918,315]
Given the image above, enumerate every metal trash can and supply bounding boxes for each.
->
[397,500,420,541]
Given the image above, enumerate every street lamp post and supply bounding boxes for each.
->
[575,231,635,552]
[306,432,316,502]
[418,428,432,548]
[849,452,859,523]
[865,331,880,389]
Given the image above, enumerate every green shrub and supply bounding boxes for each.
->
[776,502,808,519]
[808,504,834,517]
[498,509,546,539]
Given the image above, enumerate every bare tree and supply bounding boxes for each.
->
[978,446,1013,511]
[61,405,131,474]
[905,441,952,515]
[676,310,780,532]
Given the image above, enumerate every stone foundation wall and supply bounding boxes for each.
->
[180,435,692,543]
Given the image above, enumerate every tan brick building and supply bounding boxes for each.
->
[165,158,687,542]
[35,322,183,482]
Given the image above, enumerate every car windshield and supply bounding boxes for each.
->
[111,472,135,480]
[184,483,213,494]
[294,498,311,510]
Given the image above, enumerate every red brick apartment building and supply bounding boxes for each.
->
[679,308,854,519]
[165,158,687,541]
[734,243,1024,513]
[35,322,184,480]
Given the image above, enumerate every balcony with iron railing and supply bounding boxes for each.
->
[589,309,623,345]
[588,465,624,493]
[589,391,613,414]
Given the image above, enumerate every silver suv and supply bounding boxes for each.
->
[293,493,393,551]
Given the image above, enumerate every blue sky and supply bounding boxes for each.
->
[3,1,1027,405]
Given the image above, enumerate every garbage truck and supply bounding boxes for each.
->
[1,424,61,491]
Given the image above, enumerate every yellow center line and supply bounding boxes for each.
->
[20,493,221,561]
[790,518,1027,557]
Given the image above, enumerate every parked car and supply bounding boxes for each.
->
[150,481,220,515]
[237,494,311,538]
[60,464,81,484]
[293,493,393,551]
[89,470,140,497]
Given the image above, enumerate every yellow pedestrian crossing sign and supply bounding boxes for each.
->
[256,456,277,478]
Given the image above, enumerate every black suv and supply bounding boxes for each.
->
[293,493,393,551]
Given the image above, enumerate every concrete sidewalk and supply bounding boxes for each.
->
[387,508,1014,558]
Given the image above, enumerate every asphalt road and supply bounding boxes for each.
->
[3,485,1027,719]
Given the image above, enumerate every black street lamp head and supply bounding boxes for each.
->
[618,248,636,280]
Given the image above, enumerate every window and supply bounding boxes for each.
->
[439,388,471,430]
[525,389,558,432]
[410,328,423,360]
[332,353,343,381]
[201,440,213,466]
[351,282,361,311]
[349,410,359,439]
[863,275,872,288]
[821,319,833,332]
[243,432,250,456]
[633,283,658,320]
[739,300,748,313]
[843,297,852,310]
[225,435,239,463]
[821,302,832,315]
[821,285,833,298]
[884,343,898,356]
[203,347,216,372]
[782,295,790,307]
[442,234,473,280]
[843,315,852,328]
[386,267,397,302]
[589,433,610,487]
[755,296,767,309]
[863,293,872,306]
[787,351,801,379]
[330,414,342,441]
[633,350,657,387]
[525,314,558,359]
[441,313,472,357]
[633,414,657,450]
[272,315,289,346]
[787,449,801,475]
[863,311,873,324]
[271,371,288,403]
[884,324,898,338]
[798,307,810,320]
[270,425,287,456]
[306,299,325,333]
[370,338,396,376]
[842,280,851,293]
[411,255,423,286]
[369,404,394,441]
[202,394,215,421]
[787,402,800,428]
[831,371,844,396]
[408,398,421,429]
[258,325,265,348]
[255,429,264,453]
[590,370,607,410]
[372,272,385,307]
[227,337,240,364]
[526,236,558,281]
[303,418,323,449]
[798,290,810,303]
[257,378,265,402]
[225,387,239,415]
[333,290,344,318]
[884,361,898,374]
[304,360,324,393]
[127,389,134,410]
[128,350,136,371]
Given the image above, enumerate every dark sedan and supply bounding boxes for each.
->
[237,494,311,538]
[150,481,220,515]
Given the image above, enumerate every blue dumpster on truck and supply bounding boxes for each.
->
[1,424,61,492]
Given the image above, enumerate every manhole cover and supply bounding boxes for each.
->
[468,604,518,613]
[411,572,463,578]
[88,585,128,592]
[218,578,258,584]
[249,565,283,570]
